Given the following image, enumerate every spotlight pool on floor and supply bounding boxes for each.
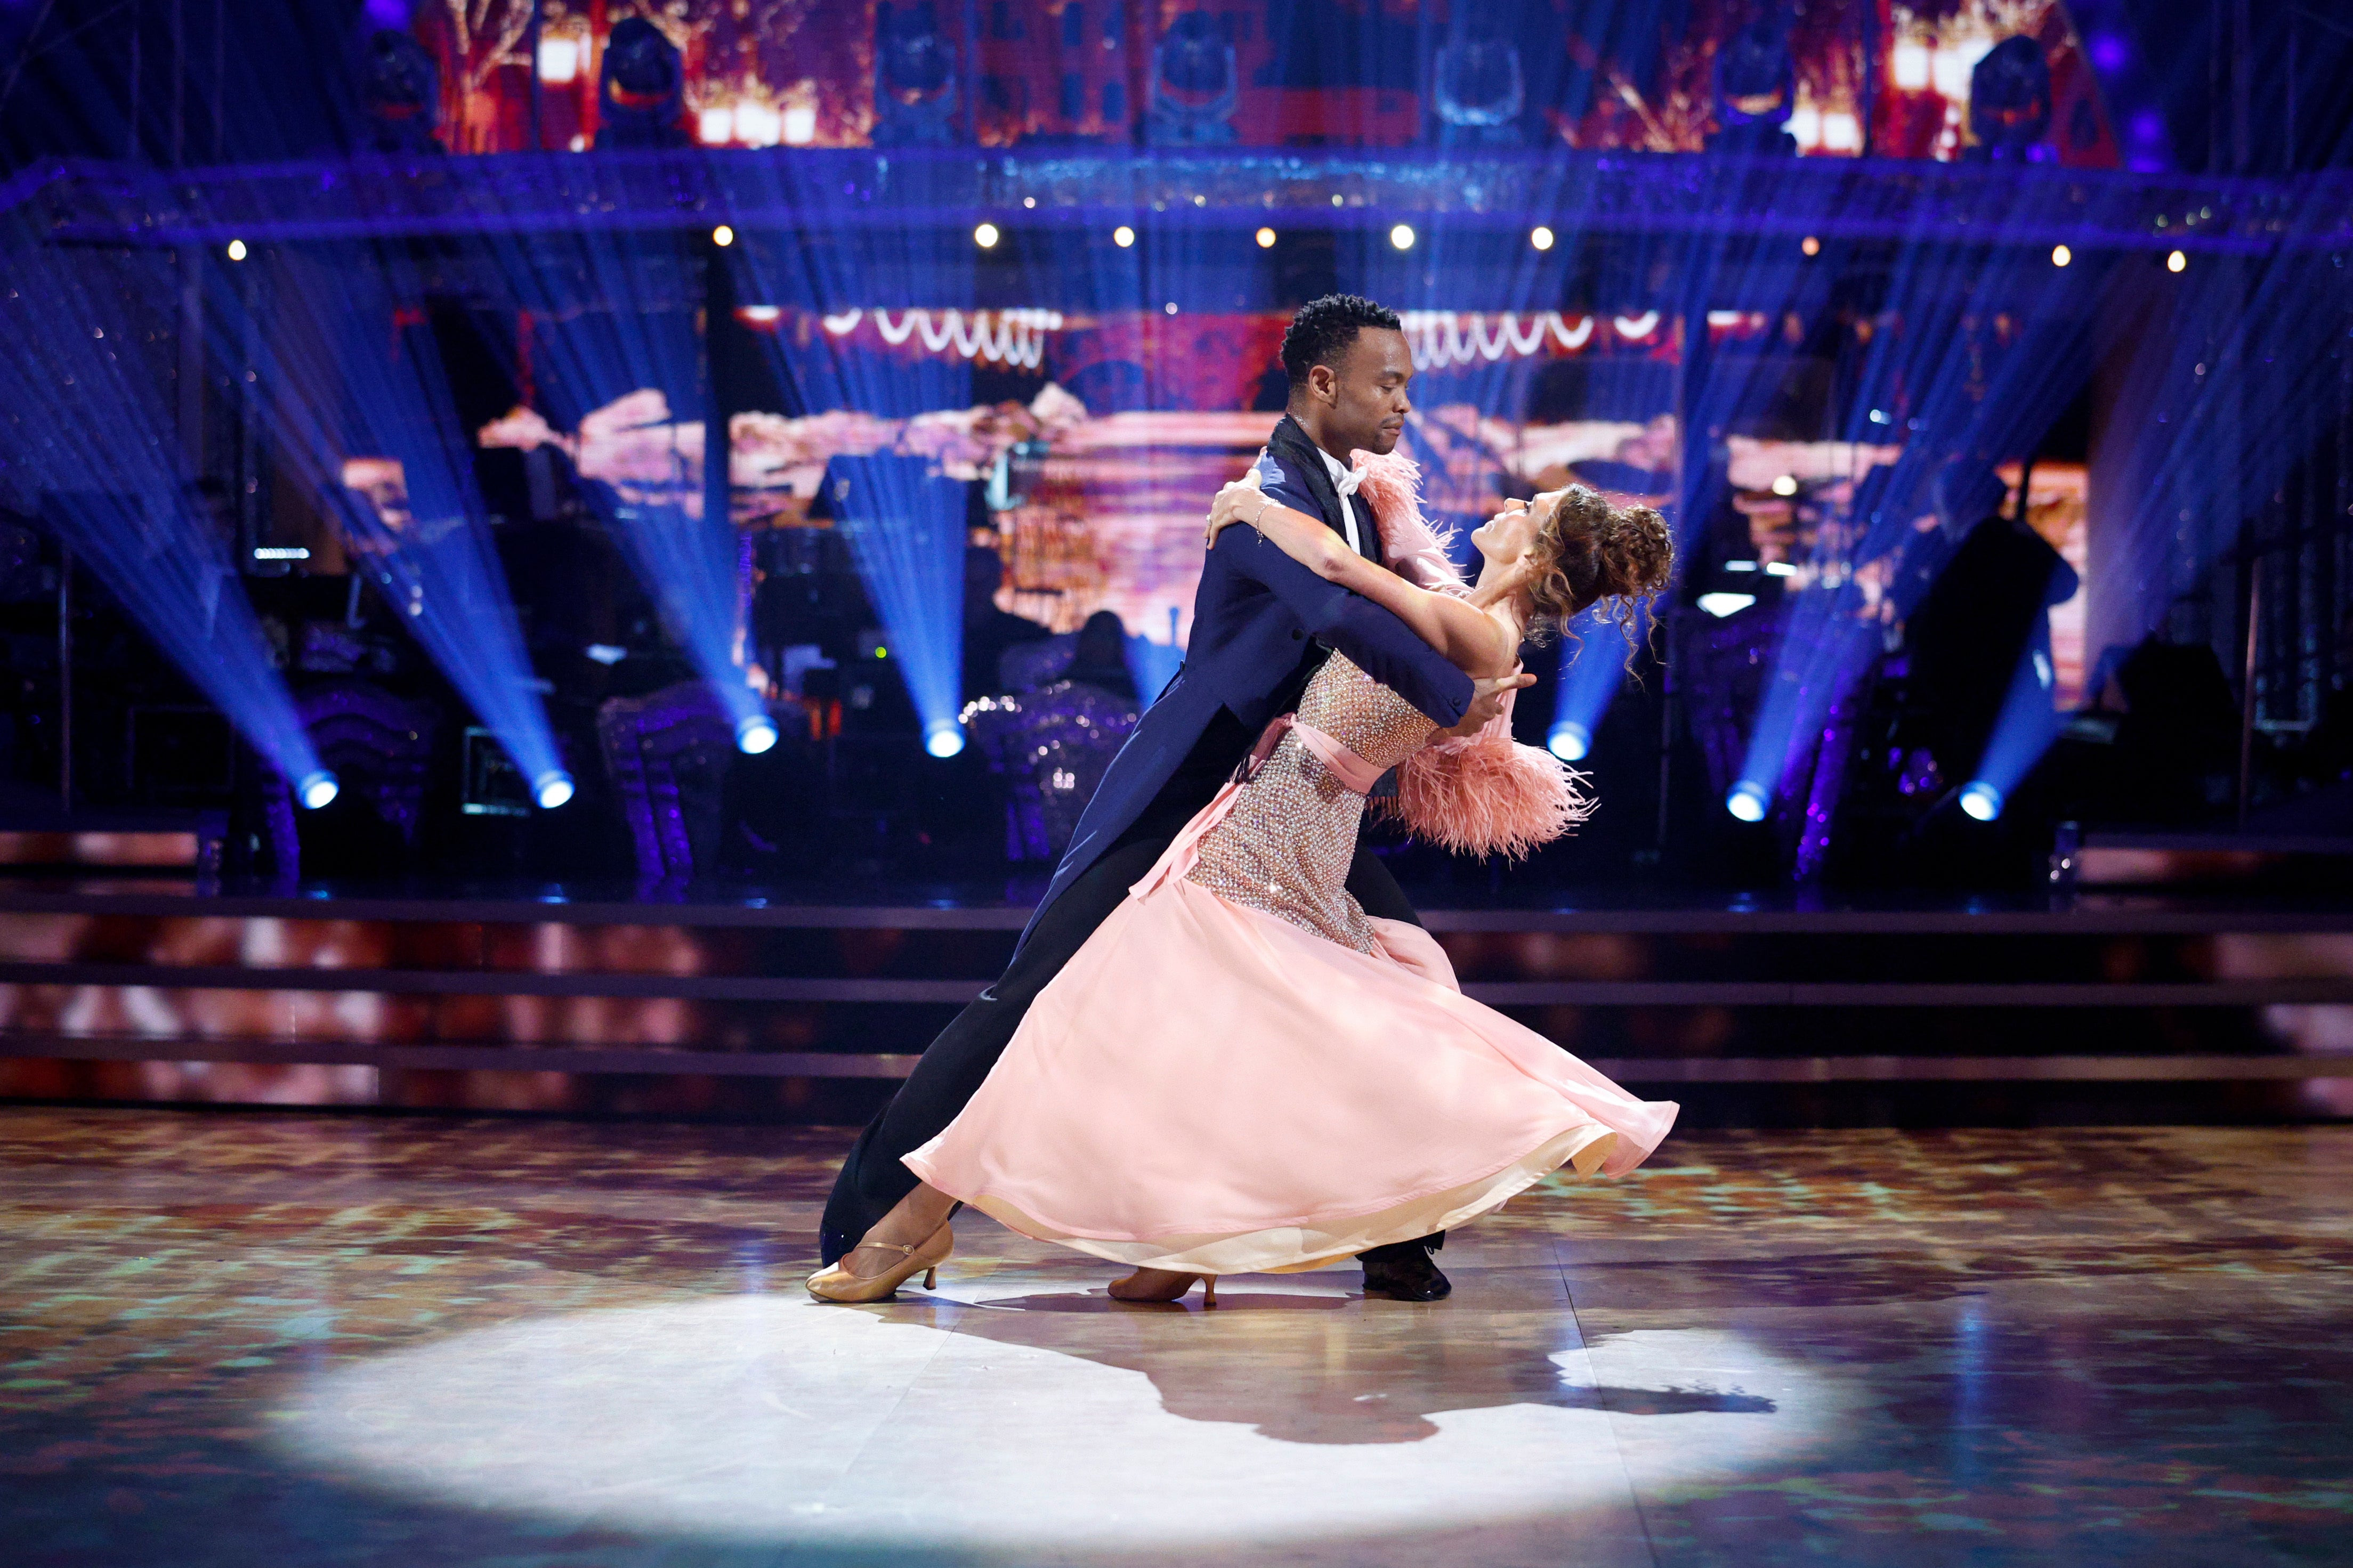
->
[276,1294,1820,1561]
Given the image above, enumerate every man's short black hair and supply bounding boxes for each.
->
[1280,293,1403,390]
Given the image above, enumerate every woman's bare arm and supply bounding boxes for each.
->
[1207,471,1513,675]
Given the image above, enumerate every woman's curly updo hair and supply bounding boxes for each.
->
[1524,485,1676,649]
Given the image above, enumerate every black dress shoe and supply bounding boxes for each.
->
[1359,1240,1452,1301]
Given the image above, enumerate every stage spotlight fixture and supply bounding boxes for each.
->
[1389,223,1416,250]
[1164,302,1179,314]
[2051,243,2072,267]
[532,771,577,810]
[1255,227,1276,248]
[1707,18,1799,155]
[1531,225,1555,251]
[1959,781,2004,822]
[1966,36,2053,159]
[711,224,734,247]
[1113,225,1135,247]
[599,17,690,148]
[735,713,780,755]
[974,222,1000,249]
[2167,249,2187,273]
[226,239,248,261]
[1547,721,1590,762]
[924,722,966,759]
[1801,235,1821,257]
[359,27,446,154]
[1726,781,1770,823]
[1770,474,1799,497]
[1431,20,1526,145]
[872,5,958,146]
[1146,10,1240,145]
[296,770,341,810]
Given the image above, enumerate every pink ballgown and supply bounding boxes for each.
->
[905,649,1679,1277]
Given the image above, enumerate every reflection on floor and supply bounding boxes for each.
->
[3,1107,2348,1566]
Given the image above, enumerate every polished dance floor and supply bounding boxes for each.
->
[4,1108,2349,1567]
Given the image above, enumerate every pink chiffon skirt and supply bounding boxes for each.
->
[905,860,1680,1275]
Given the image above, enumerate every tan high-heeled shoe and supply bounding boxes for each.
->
[1107,1268,1217,1305]
[805,1223,953,1303]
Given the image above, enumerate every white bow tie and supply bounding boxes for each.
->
[1332,465,1364,499]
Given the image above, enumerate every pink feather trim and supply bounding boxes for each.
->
[1348,449,1593,858]
[1347,448,1468,593]
[1375,697,1595,860]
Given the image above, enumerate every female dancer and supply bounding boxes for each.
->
[807,456,1679,1303]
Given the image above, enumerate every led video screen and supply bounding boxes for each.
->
[716,306,1680,662]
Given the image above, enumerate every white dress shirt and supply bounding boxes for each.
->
[1314,445,1366,558]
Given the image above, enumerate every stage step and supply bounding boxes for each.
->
[1,889,2348,1122]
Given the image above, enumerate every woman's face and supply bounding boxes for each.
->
[1470,489,1560,570]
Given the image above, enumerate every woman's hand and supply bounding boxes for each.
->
[1203,467,1270,549]
[1205,465,1355,584]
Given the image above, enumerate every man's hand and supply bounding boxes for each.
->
[1437,669,1535,737]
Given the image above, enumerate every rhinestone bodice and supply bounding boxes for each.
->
[1184,654,1438,953]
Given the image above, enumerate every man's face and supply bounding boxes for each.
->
[1308,327,1414,456]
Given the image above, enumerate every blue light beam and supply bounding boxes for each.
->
[827,454,968,758]
[483,230,767,744]
[725,160,980,753]
[204,245,569,805]
[1963,641,2066,825]
[0,237,328,803]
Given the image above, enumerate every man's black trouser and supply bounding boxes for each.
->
[816,823,1433,1264]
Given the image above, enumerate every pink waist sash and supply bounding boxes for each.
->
[1130,713,1382,899]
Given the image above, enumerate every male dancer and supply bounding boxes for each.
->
[818,294,1529,1301]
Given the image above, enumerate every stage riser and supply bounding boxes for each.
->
[6,1007,2342,1124]
[0,1059,2336,1132]
[4,906,2347,1124]
[0,914,1024,983]
[0,994,2323,1047]
[3,913,2349,987]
